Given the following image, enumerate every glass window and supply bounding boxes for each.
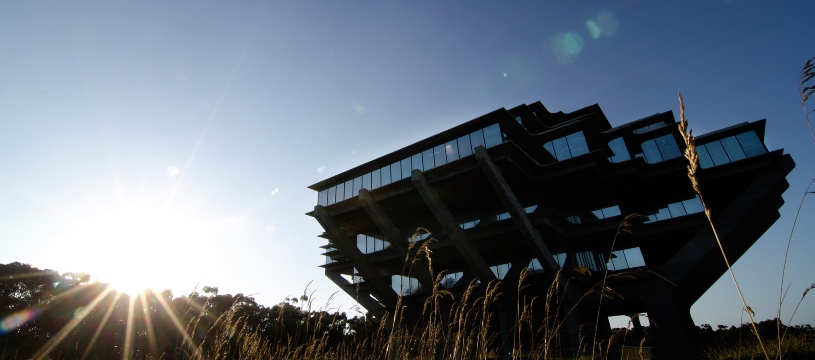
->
[654,207,671,221]
[445,140,459,162]
[336,183,345,202]
[641,139,663,164]
[371,169,381,189]
[721,136,746,162]
[483,123,503,147]
[490,263,511,280]
[705,140,730,166]
[362,173,372,191]
[441,272,463,288]
[591,209,604,220]
[654,134,681,160]
[344,180,353,200]
[608,137,630,163]
[412,153,423,171]
[357,234,367,253]
[607,250,628,271]
[528,259,544,273]
[327,186,336,205]
[391,162,401,182]
[318,190,328,206]
[736,131,767,157]
[567,131,589,157]
[554,253,567,268]
[423,149,435,170]
[401,158,411,179]
[367,236,375,254]
[696,145,715,169]
[458,135,473,157]
[553,137,571,161]
[470,129,486,151]
[623,247,646,268]
[543,142,556,158]
[601,205,621,218]
[380,165,391,186]
[353,177,362,196]
[433,145,447,167]
[668,202,687,217]
[682,195,704,214]
[514,116,522,124]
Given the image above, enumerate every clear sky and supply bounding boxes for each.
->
[1,1,813,328]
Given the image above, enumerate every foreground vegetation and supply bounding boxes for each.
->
[1,262,813,359]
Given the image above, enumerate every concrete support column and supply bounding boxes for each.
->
[643,286,701,359]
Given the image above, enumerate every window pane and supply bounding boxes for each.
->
[553,136,571,161]
[682,195,704,214]
[483,123,502,147]
[401,158,411,178]
[654,207,671,221]
[654,134,681,160]
[623,247,646,268]
[514,116,522,124]
[357,234,367,253]
[567,131,589,157]
[445,140,460,162]
[318,190,328,206]
[543,142,556,158]
[371,169,381,189]
[362,173,372,191]
[668,202,687,217]
[696,145,715,169]
[721,136,746,162]
[641,139,663,163]
[412,153,424,171]
[458,135,473,157]
[336,183,345,202]
[433,145,446,167]
[423,149,435,170]
[344,180,353,199]
[391,162,401,181]
[736,131,767,157]
[470,129,486,151]
[327,186,336,205]
[705,140,730,166]
[367,235,375,254]
[608,137,629,163]
[380,165,391,185]
[601,205,621,218]
[353,177,362,196]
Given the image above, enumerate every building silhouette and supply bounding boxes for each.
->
[307,101,793,358]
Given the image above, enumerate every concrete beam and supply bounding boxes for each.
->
[314,205,398,309]
[358,189,436,290]
[324,269,386,318]
[474,146,561,276]
[411,169,496,283]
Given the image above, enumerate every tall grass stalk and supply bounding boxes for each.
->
[677,91,770,359]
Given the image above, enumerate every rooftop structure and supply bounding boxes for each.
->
[307,101,793,358]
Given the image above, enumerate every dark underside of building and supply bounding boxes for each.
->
[307,101,794,359]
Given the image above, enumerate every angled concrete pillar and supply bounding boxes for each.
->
[324,270,386,318]
[314,205,398,309]
[358,189,436,290]
[411,169,496,283]
[474,146,560,276]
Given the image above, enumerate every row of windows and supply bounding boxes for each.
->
[543,131,590,161]
[696,131,766,168]
[639,134,682,164]
[357,234,390,254]
[318,123,504,206]
[643,194,704,223]
[603,247,647,271]
[392,275,421,295]
[566,205,621,225]
[633,121,667,134]
[459,205,538,229]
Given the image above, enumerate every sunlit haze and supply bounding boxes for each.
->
[1,1,814,330]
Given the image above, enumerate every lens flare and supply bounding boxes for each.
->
[0,309,41,333]
[586,20,601,39]
[166,166,181,177]
[552,32,585,64]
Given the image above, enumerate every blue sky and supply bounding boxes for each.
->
[1,1,813,328]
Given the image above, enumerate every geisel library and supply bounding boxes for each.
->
[307,101,793,358]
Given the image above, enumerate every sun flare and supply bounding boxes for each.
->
[61,204,214,297]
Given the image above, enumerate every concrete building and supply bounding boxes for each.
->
[307,101,793,358]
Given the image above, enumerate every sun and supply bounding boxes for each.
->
[62,204,213,297]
